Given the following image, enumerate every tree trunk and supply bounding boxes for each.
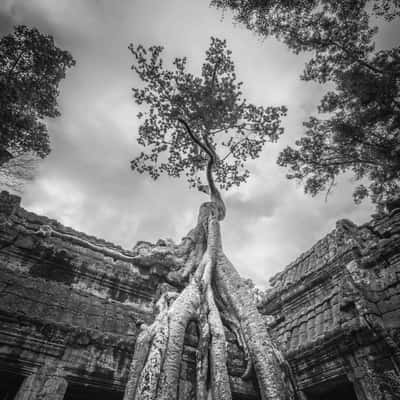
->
[215,252,295,400]
[123,203,296,400]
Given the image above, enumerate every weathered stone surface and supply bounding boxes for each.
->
[259,202,400,399]
[14,363,68,400]
[1,190,400,399]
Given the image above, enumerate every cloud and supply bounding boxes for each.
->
[0,0,378,287]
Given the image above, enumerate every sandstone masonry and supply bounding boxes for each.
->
[0,190,399,400]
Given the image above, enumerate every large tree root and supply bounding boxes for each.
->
[215,252,297,400]
[123,203,296,400]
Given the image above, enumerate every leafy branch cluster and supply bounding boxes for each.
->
[130,37,286,190]
[0,25,75,159]
[211,0,400,205]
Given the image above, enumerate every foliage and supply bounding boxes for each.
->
[210,0,399,75]
[277,57,400,204]
[129,37,286,191]
[211,0,400,204]
[0,25,75,161]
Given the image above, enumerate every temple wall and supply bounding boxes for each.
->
[0,191,257,399]
[260,204,400,399]
[0,192,158,399]
[1,190,400,400]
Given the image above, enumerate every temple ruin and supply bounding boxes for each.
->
[0,190,399,400]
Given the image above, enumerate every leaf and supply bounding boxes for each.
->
[129,37,286,190]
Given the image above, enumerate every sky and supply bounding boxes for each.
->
[1,0,396,287]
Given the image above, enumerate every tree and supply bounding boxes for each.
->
[0,25,75,165]
[124,38,295,400]
[211,0,400,206]
[130,38,286,191]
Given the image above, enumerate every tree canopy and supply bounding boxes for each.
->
[211,0,400,205]
[0,25,75,163]
[130,37,286,192]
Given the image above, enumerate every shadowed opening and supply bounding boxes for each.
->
[63,382,123,400]
[304,375,357,400]
[0,370,24,400]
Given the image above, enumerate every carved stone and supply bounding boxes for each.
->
[1,190,400,399]
[14,363,67,400]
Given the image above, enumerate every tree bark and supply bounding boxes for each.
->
[215,252,295,400]
[123,202,296,400]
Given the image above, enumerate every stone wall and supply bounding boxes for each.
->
[0,191,257,399]
[0,191,157,399]
[1,189,400,400]
[260,204,400,399]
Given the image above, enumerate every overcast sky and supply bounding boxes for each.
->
[2,0,396,287]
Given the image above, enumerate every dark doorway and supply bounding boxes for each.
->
[64,382,123,400]
[304,376,357,400]
[0,371,24,400]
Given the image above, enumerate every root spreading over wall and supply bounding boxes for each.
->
[123,114,297,399]
[123,202,297,400]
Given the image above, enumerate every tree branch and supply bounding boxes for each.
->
[221,132,255,161]
[330,41,385,75]
[6,48,26,77]
[177,118,210,157]
[304,157,383,168]
[177,118,225,219]
[209,60,221,96]
[296,34,386,75]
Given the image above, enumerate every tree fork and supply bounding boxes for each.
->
[124,129,296,399]
[123,203,296,400]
